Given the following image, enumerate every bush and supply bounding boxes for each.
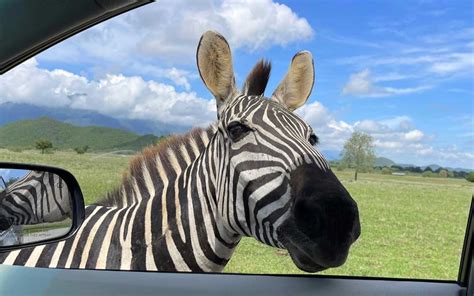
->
[74,145,90,154]
[7,147,23,153]
[438,169,448,178]
[422,171,435,178]
[466,172,474,183]
[381,167,392,175]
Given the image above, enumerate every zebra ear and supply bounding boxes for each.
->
[270,51,314,111]
[197,31,238,114]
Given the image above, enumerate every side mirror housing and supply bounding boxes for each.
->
[0,162,85,252]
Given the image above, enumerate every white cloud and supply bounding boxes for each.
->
[354,116,426,146]
[342,69,431,97]
[39,0,313,67]
[131,64,194,91]
[404,129,424,141]
[218,0,314,51]
[336,24,474,96]
[0,59,216,127]
[428,52,474,75]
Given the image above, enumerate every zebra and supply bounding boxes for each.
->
[0,31,360,273]
[0,170,72,232]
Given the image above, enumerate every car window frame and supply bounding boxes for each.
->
[0,0,472,293]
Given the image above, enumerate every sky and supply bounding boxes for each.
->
[0,0,473,168]
[0,169,29,185]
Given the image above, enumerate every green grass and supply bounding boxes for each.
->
[22,220,72,234]
[1,148,472,279]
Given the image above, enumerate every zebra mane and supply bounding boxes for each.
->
[242,59,271,96]
[95,124,217,208]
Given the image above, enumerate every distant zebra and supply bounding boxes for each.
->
[0,31,360,272]
[0,170,71,232]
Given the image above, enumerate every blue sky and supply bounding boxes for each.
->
[0,169,29,185]
[0,0,472,168]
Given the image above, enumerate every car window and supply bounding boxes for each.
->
[0,0,472,280]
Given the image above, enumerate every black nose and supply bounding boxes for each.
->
[290,164,360,245]
[294,195,359,245]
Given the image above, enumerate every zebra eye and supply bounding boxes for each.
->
[227,122,252,142]
[309,133,318,146]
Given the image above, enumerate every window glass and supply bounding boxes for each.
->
[0,0,472,280]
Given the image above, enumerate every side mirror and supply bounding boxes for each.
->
[0,162,85,252]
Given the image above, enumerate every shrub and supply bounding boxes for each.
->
[7,147,23,153]
[438,169,448,178]
[422,171,435,178]
[336,163,345,171]
[381,167,392,175]
[74,145,90,154]
[466,172,474,183]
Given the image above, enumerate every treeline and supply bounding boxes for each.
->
[374,165,470,179]
[330,159,472,181]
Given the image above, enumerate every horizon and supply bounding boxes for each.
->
[0,0,472,169]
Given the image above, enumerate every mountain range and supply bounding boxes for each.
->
[0,102,191,136]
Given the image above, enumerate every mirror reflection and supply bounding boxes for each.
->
[0,169,72,247]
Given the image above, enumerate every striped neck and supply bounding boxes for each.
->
[94,124,241,271]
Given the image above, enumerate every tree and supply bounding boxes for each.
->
[381,167,392,175]
[5,177,19,186]
[466,172,474,183]
[340,131,375,181]
[35,139,53,154]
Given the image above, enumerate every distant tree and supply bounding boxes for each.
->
[438,169,448,178]
[74,145,90,154]
[156,135,168,144]
[447,171,454,178]
[5,177,19,186]
[340,131,375,181]
[422,171,435,178]
[35,139,53,154]
[423,167,433,173]
[381,167,392,175]
[390,165,404,172]
[454,171,468,179]
[466,172,474,183]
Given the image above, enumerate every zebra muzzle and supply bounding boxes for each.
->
[276,163,361,272]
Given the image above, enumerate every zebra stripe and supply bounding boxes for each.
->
[0,171,71,230]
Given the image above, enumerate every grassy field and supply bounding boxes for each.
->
[1,148,472,280]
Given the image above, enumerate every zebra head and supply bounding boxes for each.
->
[197,31,360,272]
